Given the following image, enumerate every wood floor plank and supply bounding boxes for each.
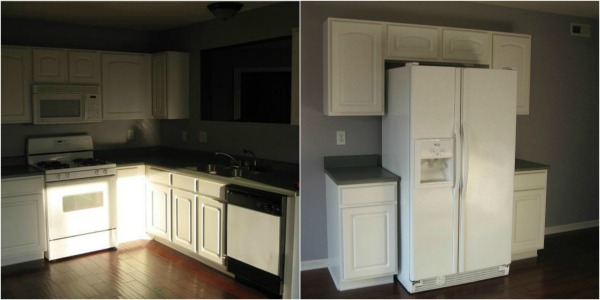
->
[301,227,599,299]
[2,239,268,299]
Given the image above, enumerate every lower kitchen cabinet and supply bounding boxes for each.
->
[146,181,172,241]
[116,165,147,243]
[512,169,548,260]
[172,188,196,252]
[197,195,225,265]
[326,175,398,291]
[1,175,46,266]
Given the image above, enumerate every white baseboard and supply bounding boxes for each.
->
[545,220,598,235]
[301,259,328,271]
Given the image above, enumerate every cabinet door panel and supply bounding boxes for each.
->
[442,29,490,64]
[492,34,531,115]
[198,196,225,264]
[342,204,396,279]
[1,194,46,256]
[152,52,168,118]
[146,183,171,240]
[387,24,440,60]
[512,189,546,253]
[1,46,32,123]
[172,189,196,251]
[69,51,101,84]
[33,49,68,82]
[325,19,384,116]
[102,53,151,120]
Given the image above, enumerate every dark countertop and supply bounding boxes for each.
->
[324,155,399,185]
[1,165,44,179]
[95,147,299,194]
[515,159,550,171]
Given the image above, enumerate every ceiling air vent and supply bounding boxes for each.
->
[570,23,591,37]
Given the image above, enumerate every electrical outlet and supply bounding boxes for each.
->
[127,129,134,141]
[181,131,187,142]
[199,131,208,144]
[336,131,346,145]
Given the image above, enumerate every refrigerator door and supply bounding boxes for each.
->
[409,66,459,280]
[459,68,517,272]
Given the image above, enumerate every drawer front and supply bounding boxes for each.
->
[340,183,397,206]
[147,168,171,185]
[1,176,44,197]
[172,174,197,192]
[198,179,226,200]
[514,171,547,191]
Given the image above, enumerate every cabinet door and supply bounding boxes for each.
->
[172,189,196,252]
[198,195,225,265]
[102,53,151,120]
[1,193,46,261]
[151,52,168,119]
[386,24,440,60]
[117,165,147,243]
[442,29,490,64]
[512,189,546,254]
[69,50,101,84]
[33,48,68,82]
[492,34,531,115]
[146,183,171,240]
[1,46,32,123]
[324,19,384,116]
[342,204,397,280]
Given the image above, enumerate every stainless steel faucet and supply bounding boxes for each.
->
[215,152,241,168]
[243,149,257,169]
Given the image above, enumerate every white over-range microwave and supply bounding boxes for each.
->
[32,85,102,124]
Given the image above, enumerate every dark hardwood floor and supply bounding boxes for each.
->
[2,239,267,299]
[301,227,599,298]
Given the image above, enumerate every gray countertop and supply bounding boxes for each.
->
[324,155,399,185]
[515,159,550,171]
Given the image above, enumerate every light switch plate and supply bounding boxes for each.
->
[199,131,208,144]
[336,131,346,145]
[127,129,134,141]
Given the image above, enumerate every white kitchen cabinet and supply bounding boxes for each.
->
[33,48,101,84]
[68,50,101,84]
[442,29,490,64]
[146,168,172,241]
[102,52,151,120]
[33,48,68,82]
[197,195,225,265]
[324,18,384,116]
[172,188,197,252]
[386,24,440,60]
[326,175,397,291]
[492,34,531,115]
[512,170,547,261]
[116,165,147,243]
[152,52,189,119]
[1,175,46,266]
[1,46,32,124]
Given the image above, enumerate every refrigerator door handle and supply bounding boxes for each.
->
[453,122,461,197]
[461,122,470,201]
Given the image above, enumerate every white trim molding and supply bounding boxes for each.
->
[545,220,598,235]
[301,259,328,271]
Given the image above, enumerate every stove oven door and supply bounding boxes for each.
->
[46,175,117,240]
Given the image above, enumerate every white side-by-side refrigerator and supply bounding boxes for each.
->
[382,64,517,293]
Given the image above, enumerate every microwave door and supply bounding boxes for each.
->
[34,94,86,124]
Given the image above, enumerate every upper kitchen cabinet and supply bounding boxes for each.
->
[442,29,490,65]
[68,50,101,84]
[1,46,32,124]
[492,34,531,115]
[324,18,384,116]
[102,52,151,120]
[386,24,440,61]
[152,52,189,119]
[33,48,101,84]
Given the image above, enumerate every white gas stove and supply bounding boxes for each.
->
[27,135,118,261]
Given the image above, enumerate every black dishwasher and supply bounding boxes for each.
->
[225,184,286,297]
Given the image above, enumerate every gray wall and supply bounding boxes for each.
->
[159,2,300,163]
[300,2,599,261]
[1,18,161,157]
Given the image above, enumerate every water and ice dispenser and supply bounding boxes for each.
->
[415,138,454,187]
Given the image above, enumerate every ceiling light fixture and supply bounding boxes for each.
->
[207,2,244,20]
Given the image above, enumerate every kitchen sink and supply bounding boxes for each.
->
[186,163,262,178]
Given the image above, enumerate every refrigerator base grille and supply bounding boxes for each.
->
[412,265,510,293]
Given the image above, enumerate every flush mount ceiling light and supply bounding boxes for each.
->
[207,2,244,20]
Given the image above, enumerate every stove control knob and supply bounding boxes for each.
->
[65,173,70,179]
[103,169,107,175]
[95,170,99,175]
[55,174,61,180]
